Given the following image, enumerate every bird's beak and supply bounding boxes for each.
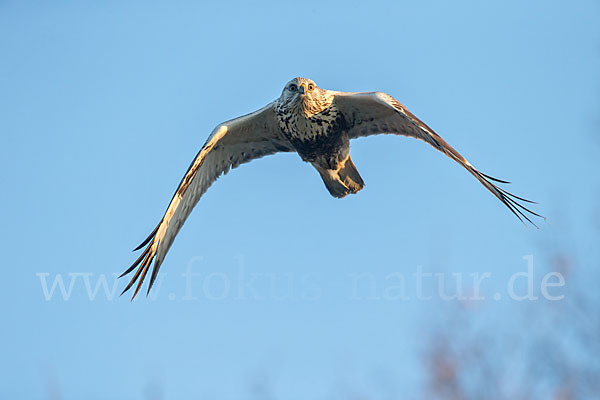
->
[298,84,306,95]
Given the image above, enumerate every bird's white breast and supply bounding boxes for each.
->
[278,104,340,142]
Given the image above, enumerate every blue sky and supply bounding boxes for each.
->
[1,0,599,399]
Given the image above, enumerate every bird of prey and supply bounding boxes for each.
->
[120,77,543,299]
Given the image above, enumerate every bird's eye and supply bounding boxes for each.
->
[308,83,314,91]
[289,84,297,92]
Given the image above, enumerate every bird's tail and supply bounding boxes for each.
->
[316,155,365,198]
[339,155,365,193]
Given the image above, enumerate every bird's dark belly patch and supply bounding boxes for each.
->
[278,105,350,167]
[290,129,349,168]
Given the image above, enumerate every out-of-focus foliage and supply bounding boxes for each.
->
[424,229,600,400]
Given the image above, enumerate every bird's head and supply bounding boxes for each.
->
[278,77,332,117]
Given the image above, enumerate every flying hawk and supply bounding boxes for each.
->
[120,77,543,299]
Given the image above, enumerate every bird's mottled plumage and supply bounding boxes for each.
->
[121,77,544,299]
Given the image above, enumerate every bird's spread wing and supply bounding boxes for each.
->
[120,102,293,299]
[332,91,544,226]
